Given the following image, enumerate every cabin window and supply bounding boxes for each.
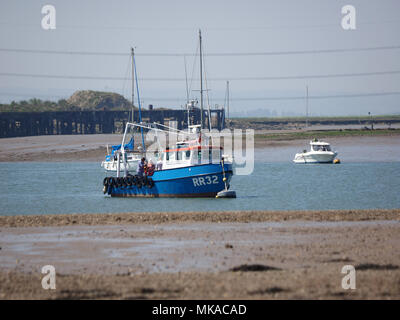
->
[177,151,182,161]
[166,152,175,161]
[212,149,220,162]
[312,145,331,151]
[185,150,191,159]
[198,150,202,160]
[166,152,169,161]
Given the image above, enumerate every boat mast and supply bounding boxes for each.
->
[184,55,190,132]
[226,80,230,124]
[132,48,146,152]
[306,85,309,128]
[131,48,135,122]
[199,29,204,130]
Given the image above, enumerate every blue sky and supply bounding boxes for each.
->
[0,0,399,116]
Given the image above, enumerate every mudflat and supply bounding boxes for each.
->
[0,132,399,162]
[0,134,120,162]
[1,209,399,299]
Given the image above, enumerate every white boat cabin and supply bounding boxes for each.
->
[309,141,332,152]
[160,144,223,170]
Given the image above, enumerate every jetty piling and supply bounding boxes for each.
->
[0,108,226,138]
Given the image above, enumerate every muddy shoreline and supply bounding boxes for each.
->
[0,211,399,299]
[1,209,399,227]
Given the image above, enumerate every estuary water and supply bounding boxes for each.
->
[0,159,399,215]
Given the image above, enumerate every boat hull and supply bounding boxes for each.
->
[293,152,337,164]
[106,163,233,198]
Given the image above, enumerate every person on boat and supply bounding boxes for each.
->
[137,157,146,176]
[146,159,155,176]
[156,158,163,171]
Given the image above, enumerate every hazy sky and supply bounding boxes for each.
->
[0,0,399,116]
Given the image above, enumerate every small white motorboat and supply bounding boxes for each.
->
[293,139,338,164]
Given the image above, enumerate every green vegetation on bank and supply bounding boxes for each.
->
[255,128,400,141]
[0,90,134,112]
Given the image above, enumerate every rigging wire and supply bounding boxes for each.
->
[133,53,146,151]
[188,41,199,98]
[121,54,132,98]
[183,55,189,103]
[202,46,212,111]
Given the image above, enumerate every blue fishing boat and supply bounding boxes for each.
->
[103,126,234,197]
[102,31,235,198]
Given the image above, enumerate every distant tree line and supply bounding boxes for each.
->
[0,90,137,113]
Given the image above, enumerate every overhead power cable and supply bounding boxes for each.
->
[1,91,400,102]
[1,18,400,31]
[224,91,400,101]
[0,45,400,57]
[1,70,400,81]
[138,91,400,101]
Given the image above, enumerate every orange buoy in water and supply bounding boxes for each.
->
[334,158,341,164]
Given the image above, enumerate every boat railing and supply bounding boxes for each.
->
[120,122,202,152]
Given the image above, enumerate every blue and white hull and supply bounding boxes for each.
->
[104,163,233,198]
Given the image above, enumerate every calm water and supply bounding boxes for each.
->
[0,160,399,215]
